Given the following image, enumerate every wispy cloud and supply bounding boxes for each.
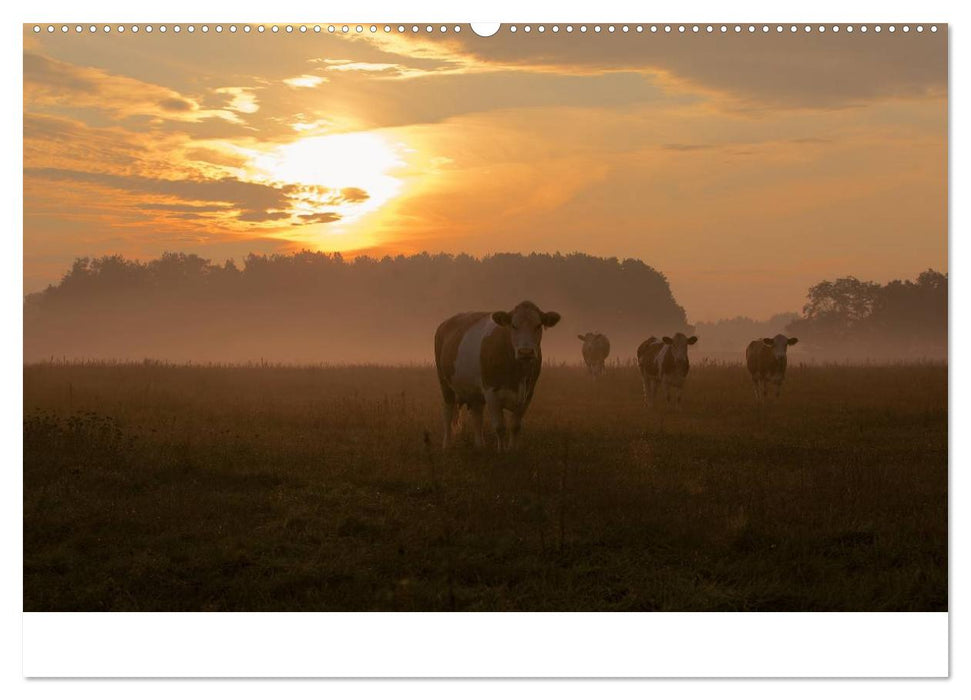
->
[24,53,243,123]
[26,167,297,223]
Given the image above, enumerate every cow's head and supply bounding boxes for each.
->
[761,334,798,360]
[662,333,698,374]
[493,301,561,361]
[577,332,595,343]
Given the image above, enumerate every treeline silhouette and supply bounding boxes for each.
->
[785,270,947,360]
[24,251,691,363]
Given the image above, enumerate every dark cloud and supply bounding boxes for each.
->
[295,212,342,225]
[336,187,370,203]
[374,29,947,108]
[25,167,296,223]
[158,98,195,112]
[145,203,235,213]
[238,210,291,222]
[292,185,371,206]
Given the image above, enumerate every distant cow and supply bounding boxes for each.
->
[746,334,798,401]
[637,333,698,409]
[577,332,610,377]
[435,300,561,451]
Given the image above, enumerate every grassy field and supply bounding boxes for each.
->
[23,360,947,611]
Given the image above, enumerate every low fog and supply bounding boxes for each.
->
[24,251,946,365]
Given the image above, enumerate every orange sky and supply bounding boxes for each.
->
[23,25,947,320]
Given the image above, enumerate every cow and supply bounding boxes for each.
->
[637,332,698,409]
[435,300,561,451]
[746,334,798,401]
[577,332,610,378]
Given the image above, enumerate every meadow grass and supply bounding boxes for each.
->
[23,361,947,611]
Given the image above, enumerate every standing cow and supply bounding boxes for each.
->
[746,334,798,401]
[577,332,610,378]
[637,333,698,409]
[435,300,561,451]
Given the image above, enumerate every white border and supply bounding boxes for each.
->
[23,612,948,678]
[7,0,962,688]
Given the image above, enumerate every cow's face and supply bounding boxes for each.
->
[578,332,595,343]
[662,333,698,374]
[762,334,798,360]
[493,301,561,360]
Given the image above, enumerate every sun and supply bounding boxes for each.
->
[247,131,407,239]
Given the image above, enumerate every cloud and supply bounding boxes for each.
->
[143,203,235,213]
[354,29,947,108]
[284,75,328,88]
[215,87,260,115]
[24,53,243,123]
[336,187,370,204]
[314,57,456,80]
[291,118,335,132]
[238,210,292,222]
[25,167,296,223]
[289,185,372,208]
[295,212,342,224]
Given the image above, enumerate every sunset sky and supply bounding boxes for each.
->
[23,25,947,320]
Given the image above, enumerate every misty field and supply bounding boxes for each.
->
[24,361,946,611]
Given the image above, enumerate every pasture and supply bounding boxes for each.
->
[23,361,947,611]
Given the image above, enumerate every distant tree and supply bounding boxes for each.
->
[786,270,946,359]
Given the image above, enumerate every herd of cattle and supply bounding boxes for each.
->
[435,300,799,451]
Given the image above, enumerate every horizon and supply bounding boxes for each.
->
[23,26,946,320]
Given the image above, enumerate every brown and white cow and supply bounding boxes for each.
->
[435,300,561,451]
[746,334,798,401]
[577,332,610,377]
[637,332,698,409]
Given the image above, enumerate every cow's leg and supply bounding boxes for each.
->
[751,377,761,402]
[485,391,506,452]
[641,372,656,408]
[775,380,782,399]
[442,401,456,449]
[507,410,523,450]
[469,402,485,448]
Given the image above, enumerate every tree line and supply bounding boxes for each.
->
[785,270,946,360]
[24,251,689,363]
[23,251,946,363]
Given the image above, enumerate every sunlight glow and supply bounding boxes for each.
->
[247,131,407,240]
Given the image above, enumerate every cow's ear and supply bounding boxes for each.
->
[762,337,774,346]
[577,334,586,341]
[492,311,512,327]
[662,336,673,344]
[541,311,561,328]
[687,336,698,345]
[787,337,799,346]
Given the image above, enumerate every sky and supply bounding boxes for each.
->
[23,24,947,321]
